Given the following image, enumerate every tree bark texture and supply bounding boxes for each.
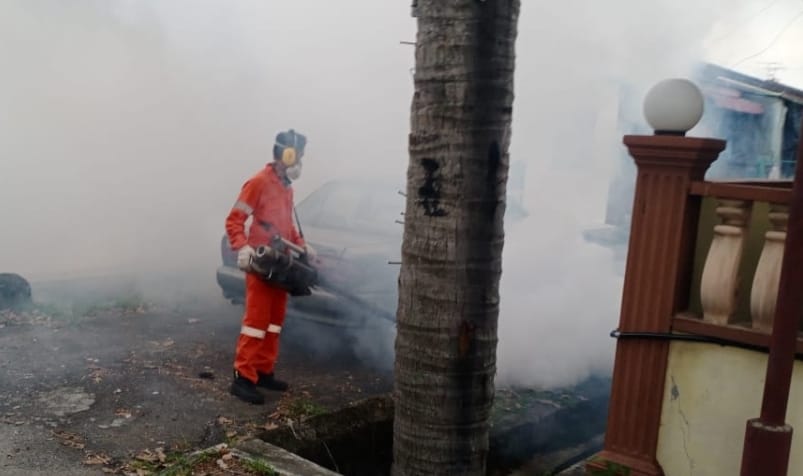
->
[392,1,520,475]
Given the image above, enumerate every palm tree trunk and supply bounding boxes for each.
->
[392,1,520,475]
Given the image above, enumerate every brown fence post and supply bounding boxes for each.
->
[739,124,803,476]
[587,135,725,475]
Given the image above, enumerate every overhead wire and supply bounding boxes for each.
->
[731,7,803,68]
[708,0,786,46]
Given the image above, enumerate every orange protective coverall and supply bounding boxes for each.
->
[225,164,304,383]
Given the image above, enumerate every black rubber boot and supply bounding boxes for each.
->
[257,372,289,392]
[230,372,265,404]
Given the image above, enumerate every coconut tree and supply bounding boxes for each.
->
[392,1,521,475]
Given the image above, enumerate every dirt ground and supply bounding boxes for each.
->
[0,274,393,475]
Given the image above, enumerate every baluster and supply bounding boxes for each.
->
[750,205,790,332]
[700,199,752,325]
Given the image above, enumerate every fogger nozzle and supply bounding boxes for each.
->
[249,238,318,297]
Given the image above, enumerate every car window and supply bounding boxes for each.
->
[297,179,526,235]
[313,186,364,229]
[296,181,402,235]
[352,189,403,234]
[295,182,335,225]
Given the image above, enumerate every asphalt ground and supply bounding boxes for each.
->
[0,274,394,475]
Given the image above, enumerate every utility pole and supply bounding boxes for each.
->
[759,61,785,82]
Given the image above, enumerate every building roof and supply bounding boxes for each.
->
[696,62,803,107]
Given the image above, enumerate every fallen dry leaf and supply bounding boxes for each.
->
[86,365,107,384]
[211,443,229,452]
[135,449,159,463]
[155,447,166,463]
[217,416,233,425]
[52,430,85,450]
[264,422,279,431]
[83,453,111,465]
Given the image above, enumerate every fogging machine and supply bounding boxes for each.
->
[250,236,319,297]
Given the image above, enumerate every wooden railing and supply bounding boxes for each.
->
[671,179,801,352]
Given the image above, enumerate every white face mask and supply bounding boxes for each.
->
[286,162,302,181]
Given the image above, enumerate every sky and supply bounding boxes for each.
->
[0,0,801,387]
[704,0,803,87]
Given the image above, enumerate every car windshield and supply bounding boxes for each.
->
[296,179,528,235]
[296,181,403,236]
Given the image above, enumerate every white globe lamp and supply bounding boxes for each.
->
[643,78,704,136]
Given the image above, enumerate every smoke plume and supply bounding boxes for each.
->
[494,0,772,388]
[0,0,785,386]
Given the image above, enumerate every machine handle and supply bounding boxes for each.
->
[281,238,306,256]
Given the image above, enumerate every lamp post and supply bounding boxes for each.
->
[643,78,705,136]
[589,78,725,476]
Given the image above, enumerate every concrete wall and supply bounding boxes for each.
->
[656,341,803,475]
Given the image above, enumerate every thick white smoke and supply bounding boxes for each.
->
[494,0,783,388]
[0,1,794,386]
[0,0,414,285]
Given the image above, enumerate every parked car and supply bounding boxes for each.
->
[216,173,529,328]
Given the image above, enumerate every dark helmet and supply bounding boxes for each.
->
[273,129,307,161]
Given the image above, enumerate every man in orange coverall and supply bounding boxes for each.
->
[224,129,315,404]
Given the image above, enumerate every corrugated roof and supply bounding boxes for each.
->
[698,62,803,105]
